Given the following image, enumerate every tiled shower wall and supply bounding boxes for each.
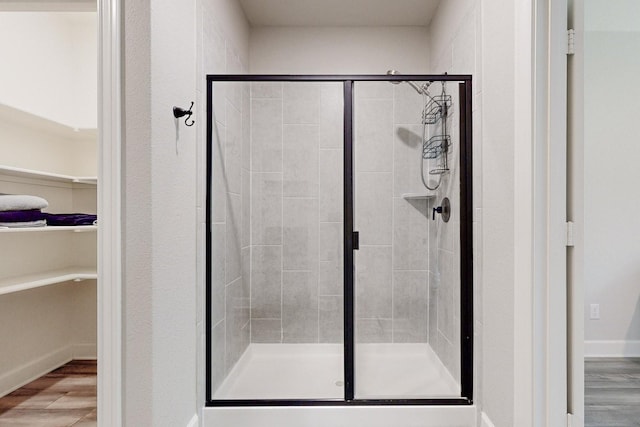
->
[354,82,431,344]
[208,39,251,391]
[427,83,462,382]
[211,79,461,380]
[249,82,345,344]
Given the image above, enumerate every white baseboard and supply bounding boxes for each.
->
[186,413,199,427]
[0,345,72,397]
[72,343,98,359]
[584,340,640,357]
[480,412,496,427]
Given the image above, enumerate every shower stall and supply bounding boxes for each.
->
[206,74,473,406]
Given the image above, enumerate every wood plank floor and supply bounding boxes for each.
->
[0,360,96,427]
[586,358,640,427]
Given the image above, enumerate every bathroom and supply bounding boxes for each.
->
[0,0,535,425]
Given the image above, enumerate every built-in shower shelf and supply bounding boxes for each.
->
[402,193,437,200]
[0,267,97,296]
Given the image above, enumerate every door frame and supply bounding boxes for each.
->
[530,0,571,425]
[204,74,473,407]
[98,0,123,425]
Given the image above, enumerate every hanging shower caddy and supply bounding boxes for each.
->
[422,85,452,175]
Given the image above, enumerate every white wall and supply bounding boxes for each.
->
[123,0,199,425]
[250,26,429,74]
[584,0,640,356]
[0,12,97,129]
[123,0,250,424]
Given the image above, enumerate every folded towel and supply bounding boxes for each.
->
[0,219,47,228]
[45,213,97,226]
[0,195,48,212]
[0,209,46,222]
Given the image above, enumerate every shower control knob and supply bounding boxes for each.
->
[432,197,451,222]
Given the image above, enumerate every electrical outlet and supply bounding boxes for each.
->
[590,304,600,320]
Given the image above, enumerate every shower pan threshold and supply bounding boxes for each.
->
[214,343,460,400]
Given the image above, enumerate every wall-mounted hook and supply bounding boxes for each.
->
[173,102,195,126]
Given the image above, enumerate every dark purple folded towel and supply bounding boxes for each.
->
[45,213,97,226]
[0,209,46,222]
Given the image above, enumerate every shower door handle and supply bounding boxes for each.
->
[352,231,359,250]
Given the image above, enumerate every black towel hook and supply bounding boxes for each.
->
[173,102,195,126]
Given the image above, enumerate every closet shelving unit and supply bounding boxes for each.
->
[0,163,98,296]
[0,108,98,297]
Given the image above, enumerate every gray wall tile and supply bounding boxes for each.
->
[356,246,392,318]
[393,125,426,196]
[242,84,250,171]
[225,277,249,372]
[393,198,429,270]
[393,83,424,124]
[283,83,319,124]
[319,295,343,343]
[251,172,283,245]
[283,125,319,197]
[319,259,342,296]
[250,245,282,319]
[225,193,241,284]
[355,98,393,172]
[356,318,392,343]
[393,271,428,343]
[319,222,342,262]
[241,169,250,248]
[251,98,282,172]
[251,318,282,343]
[211,122,226,222]
[319,84,343,149]
[211,320,226,393]
[251,82,282,99]
[282,271,319,343]
[283,198,319,271]
[356,172,392,245]
[211,223,226,324]
[225,100,242,195]
[319,149,343,222]
[355,81,393,99]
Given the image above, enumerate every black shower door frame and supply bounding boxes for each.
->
[205,74,473,407]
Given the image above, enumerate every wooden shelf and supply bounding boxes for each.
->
[402,193,437,200]
[0,165,96,186]
[0,267,97,296]
[0,225,97,234]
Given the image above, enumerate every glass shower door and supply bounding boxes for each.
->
[208,79,346,401]
[352,79,465,399]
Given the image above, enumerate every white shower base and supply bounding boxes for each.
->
[214,343,460,400]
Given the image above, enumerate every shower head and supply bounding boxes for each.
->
[386,69,427,94]
[386,69,402,85]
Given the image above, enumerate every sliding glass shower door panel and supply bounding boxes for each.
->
[353,80,462,399]
[208,80,345,400]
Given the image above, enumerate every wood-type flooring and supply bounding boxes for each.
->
[0,360,96,426]
[585,358,640,427]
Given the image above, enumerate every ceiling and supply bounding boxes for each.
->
[238,0,441,27]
